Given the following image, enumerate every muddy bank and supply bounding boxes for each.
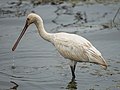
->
[0,0,120,18]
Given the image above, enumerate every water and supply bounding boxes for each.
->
[11,52,16,69]
[0,1,120,90]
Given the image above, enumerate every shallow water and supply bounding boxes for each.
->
[0,1,120,90]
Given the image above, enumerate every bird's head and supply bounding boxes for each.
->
[12,13,43,51]
[26,13,43,26]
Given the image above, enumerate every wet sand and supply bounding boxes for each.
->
[0,0,120,90]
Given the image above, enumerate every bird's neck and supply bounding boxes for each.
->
[35,20,52,42]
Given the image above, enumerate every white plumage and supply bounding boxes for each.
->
[12,13,107,81]
[53,33,107,68]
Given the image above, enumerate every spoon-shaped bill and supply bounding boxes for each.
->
[12,22,28,51]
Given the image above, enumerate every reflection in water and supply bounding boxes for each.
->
[66,79,77,90]
[10,81,19,90]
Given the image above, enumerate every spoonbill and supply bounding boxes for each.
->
[12,13,107,81]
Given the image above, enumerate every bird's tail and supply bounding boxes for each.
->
[86,50,108,70]
[99,57,107,70]
[90,55,107,70]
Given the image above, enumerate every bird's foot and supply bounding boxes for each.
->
[66,79,77,89]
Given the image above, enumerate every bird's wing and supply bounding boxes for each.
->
[53,33,91,61]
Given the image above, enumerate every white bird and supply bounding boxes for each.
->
[12,13,107,81]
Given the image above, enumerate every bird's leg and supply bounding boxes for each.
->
[70,61,77,81]
[73,63,77,71]
[67,61,77,89]
[70,66,76,81]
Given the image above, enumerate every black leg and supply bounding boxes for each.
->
[70,66,75,81]
[67,61,77,89]
[73,64,76,71]
[69,61,77,81]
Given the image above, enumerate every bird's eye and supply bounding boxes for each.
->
[27,18,30,21]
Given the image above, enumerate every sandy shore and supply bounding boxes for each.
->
[0,0,120,90]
